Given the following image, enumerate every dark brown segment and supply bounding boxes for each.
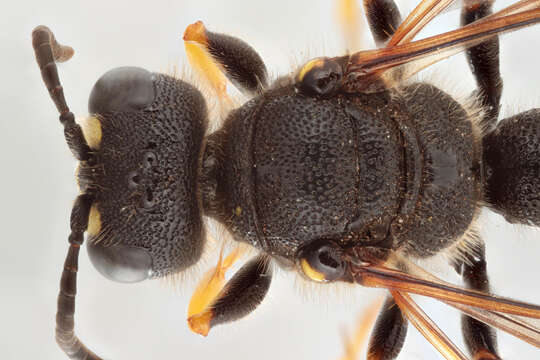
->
[209,255,272,329]
[205,29,268,95]
[396,84,479,258]
[483,109,540,226]
[367,296,408,360]
[363,0,402,46]
[55,194,102,360]
[453,243,500,359]
[32,26,90,160]
[32,25,73,113]
[461,0,502,128]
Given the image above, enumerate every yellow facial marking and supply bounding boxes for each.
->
[297,58,325,82]
[300,258,327,282]
[78,115,102,149]
[87,204,102,236]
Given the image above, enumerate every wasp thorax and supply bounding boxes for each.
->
[295,57,343,97]
[82,67,208,282]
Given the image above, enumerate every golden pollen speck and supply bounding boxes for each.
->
[235,206,242,216]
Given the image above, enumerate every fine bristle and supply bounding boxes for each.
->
[165,62,241,134]
[290,267,374,307]
[162,216,258,292]
[440,221,483,266]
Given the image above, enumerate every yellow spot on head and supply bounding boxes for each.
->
[300,258,327,282]
[297,58,326,82]
[87,204,102,236]
[78,115,102,149]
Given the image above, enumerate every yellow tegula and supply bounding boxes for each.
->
[297,58,326,82]
[300,258,327,282]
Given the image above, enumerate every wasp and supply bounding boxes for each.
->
[33,0,540,359]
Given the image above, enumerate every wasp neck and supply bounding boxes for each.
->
[199,132,228,220]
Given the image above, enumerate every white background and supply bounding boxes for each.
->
[2,0,540,359]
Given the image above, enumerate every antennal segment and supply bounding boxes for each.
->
[56,193,102,359]
[32,26,90,160]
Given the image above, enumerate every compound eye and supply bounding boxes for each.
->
[87,241,153,283]
[89,66,155,114]
[298,239,346,282]
[296,57,343,97]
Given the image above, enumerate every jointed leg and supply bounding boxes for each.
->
[337,0,365,52]
[453,243,500,359]
[187,254,272,336]
[183,21,268,96]
[367,295,408,360]
[363,0,402,47]
[461,0,502,128]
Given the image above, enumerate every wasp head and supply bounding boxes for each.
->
[78,67,207,282]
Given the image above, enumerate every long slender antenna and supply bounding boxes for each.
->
[32,26,101,358]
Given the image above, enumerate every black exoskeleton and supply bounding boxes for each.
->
[33,1,540,359]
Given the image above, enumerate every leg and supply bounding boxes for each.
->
[337,0,365,52]
[461,0,502,128]
[363,0,402,47]
[56,193,101,360]
[183,21,268,96]
[453,242,500,359]
[188,254,272,336]
[367,295,408,360]
[338,298,383,360]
